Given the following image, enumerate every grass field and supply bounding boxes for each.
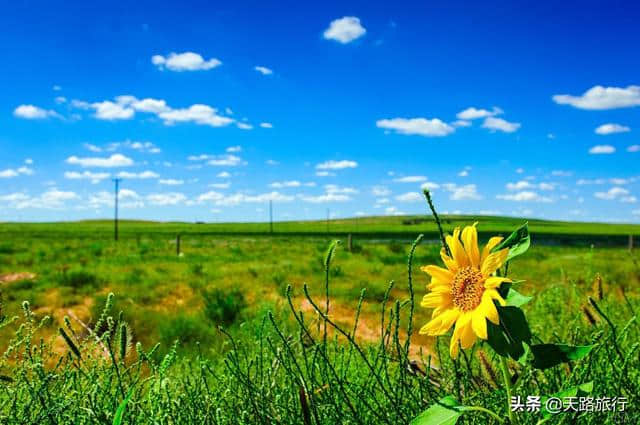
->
[0,216,638,423]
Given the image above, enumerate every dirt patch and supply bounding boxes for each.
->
[297,297,434,360]
[0,272,36,284]
[153,284,196,313]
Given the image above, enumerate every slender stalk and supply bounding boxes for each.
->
[465,406,505,423]
[423,190,450,256]
[500,357,515,424]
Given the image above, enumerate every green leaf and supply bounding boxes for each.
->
[113,389,134,425]
[486,305,532,359]
[491,223,530,261]
[530,343,596,370]
[540,382,593,418]
[410,396,468,425]
[505,288,532,307]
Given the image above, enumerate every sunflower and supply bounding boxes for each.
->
[419,224,510,358]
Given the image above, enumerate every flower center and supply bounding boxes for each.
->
[451,266,484,311]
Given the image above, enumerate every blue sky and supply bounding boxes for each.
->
[1,0,639,223]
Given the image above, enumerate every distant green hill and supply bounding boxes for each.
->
[1,215,638,246]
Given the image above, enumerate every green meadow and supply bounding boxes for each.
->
[0,216,638,423]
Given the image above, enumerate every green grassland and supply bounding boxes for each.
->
[0,216,638,423]
[2,214,639,238]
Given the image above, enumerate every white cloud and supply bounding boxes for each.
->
[421,181,440,191]
[552,85,640,110]
[588,145,616,154]
[444,183,482,201]
[159,104,233,127]
[325,184,357,194]
[207,154,245,166]
[3,189,79,209]
[254,66,273,75]
[146,192,187,205]
[551,170,573,177]
[234,122,252,131]
[451,120,472,127]
[116,170,159,179]
[209,191,294,206]
[376,117,454,137]
[216,171,231,178]
[269,180,313,188]
[315,171,335,177]
[456,106,502,120]
[0,166,34,178]
[13,104,60,120]
[91,100,135,120]
[226,146,242,153]
[393,175,427,183]
[197,191,224,203]
[482,117,521,133]
[299,193,351,203]
[126,97,170,114]
[396,192,422,202]
[595,123,630,135]
[594,187,631,201]
[0,169,18,178]
[385,206,405,216]
[316,160,358,170]
[497,191,552,202]
[66,153,134,168]
[159,179,184,185]
[628,145,640,152]
[209,182,230,189]
[506,181,554,191]
[84,143,103,153]
[458,170,469,177]
[55,96,67,104]
[88,190,142,209]
[260,122,273,128]
[64,171,110,184]
[323,16,366,43]
[265,159,279,166]
[152,52,221,71]
[75,96,235,128]
[372,185,391,196]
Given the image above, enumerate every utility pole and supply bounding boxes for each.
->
[269,200,273,234]
[113,178,122,241]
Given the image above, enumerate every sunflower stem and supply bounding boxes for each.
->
[423,189,450,257]
[500,356,516,424]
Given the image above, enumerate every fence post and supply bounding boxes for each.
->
[176,234,181,256]
[629,234,634,251]
[347,233,353,252]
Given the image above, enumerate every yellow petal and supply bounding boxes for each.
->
[461,224,480,268]
[449,331,460,359]
[449,312,471,358]
[421,292,447,308]
[460,321,476,349]
[481,236,504,263]
[419,308,460,336]
[484,276,511,289]
[446,228,469,268]
[440,248,458,272]
[422,265,454,283]
[471,309,488,340]
[481,248,509,277]
[481,293,499,324]
[485,289,506,306]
